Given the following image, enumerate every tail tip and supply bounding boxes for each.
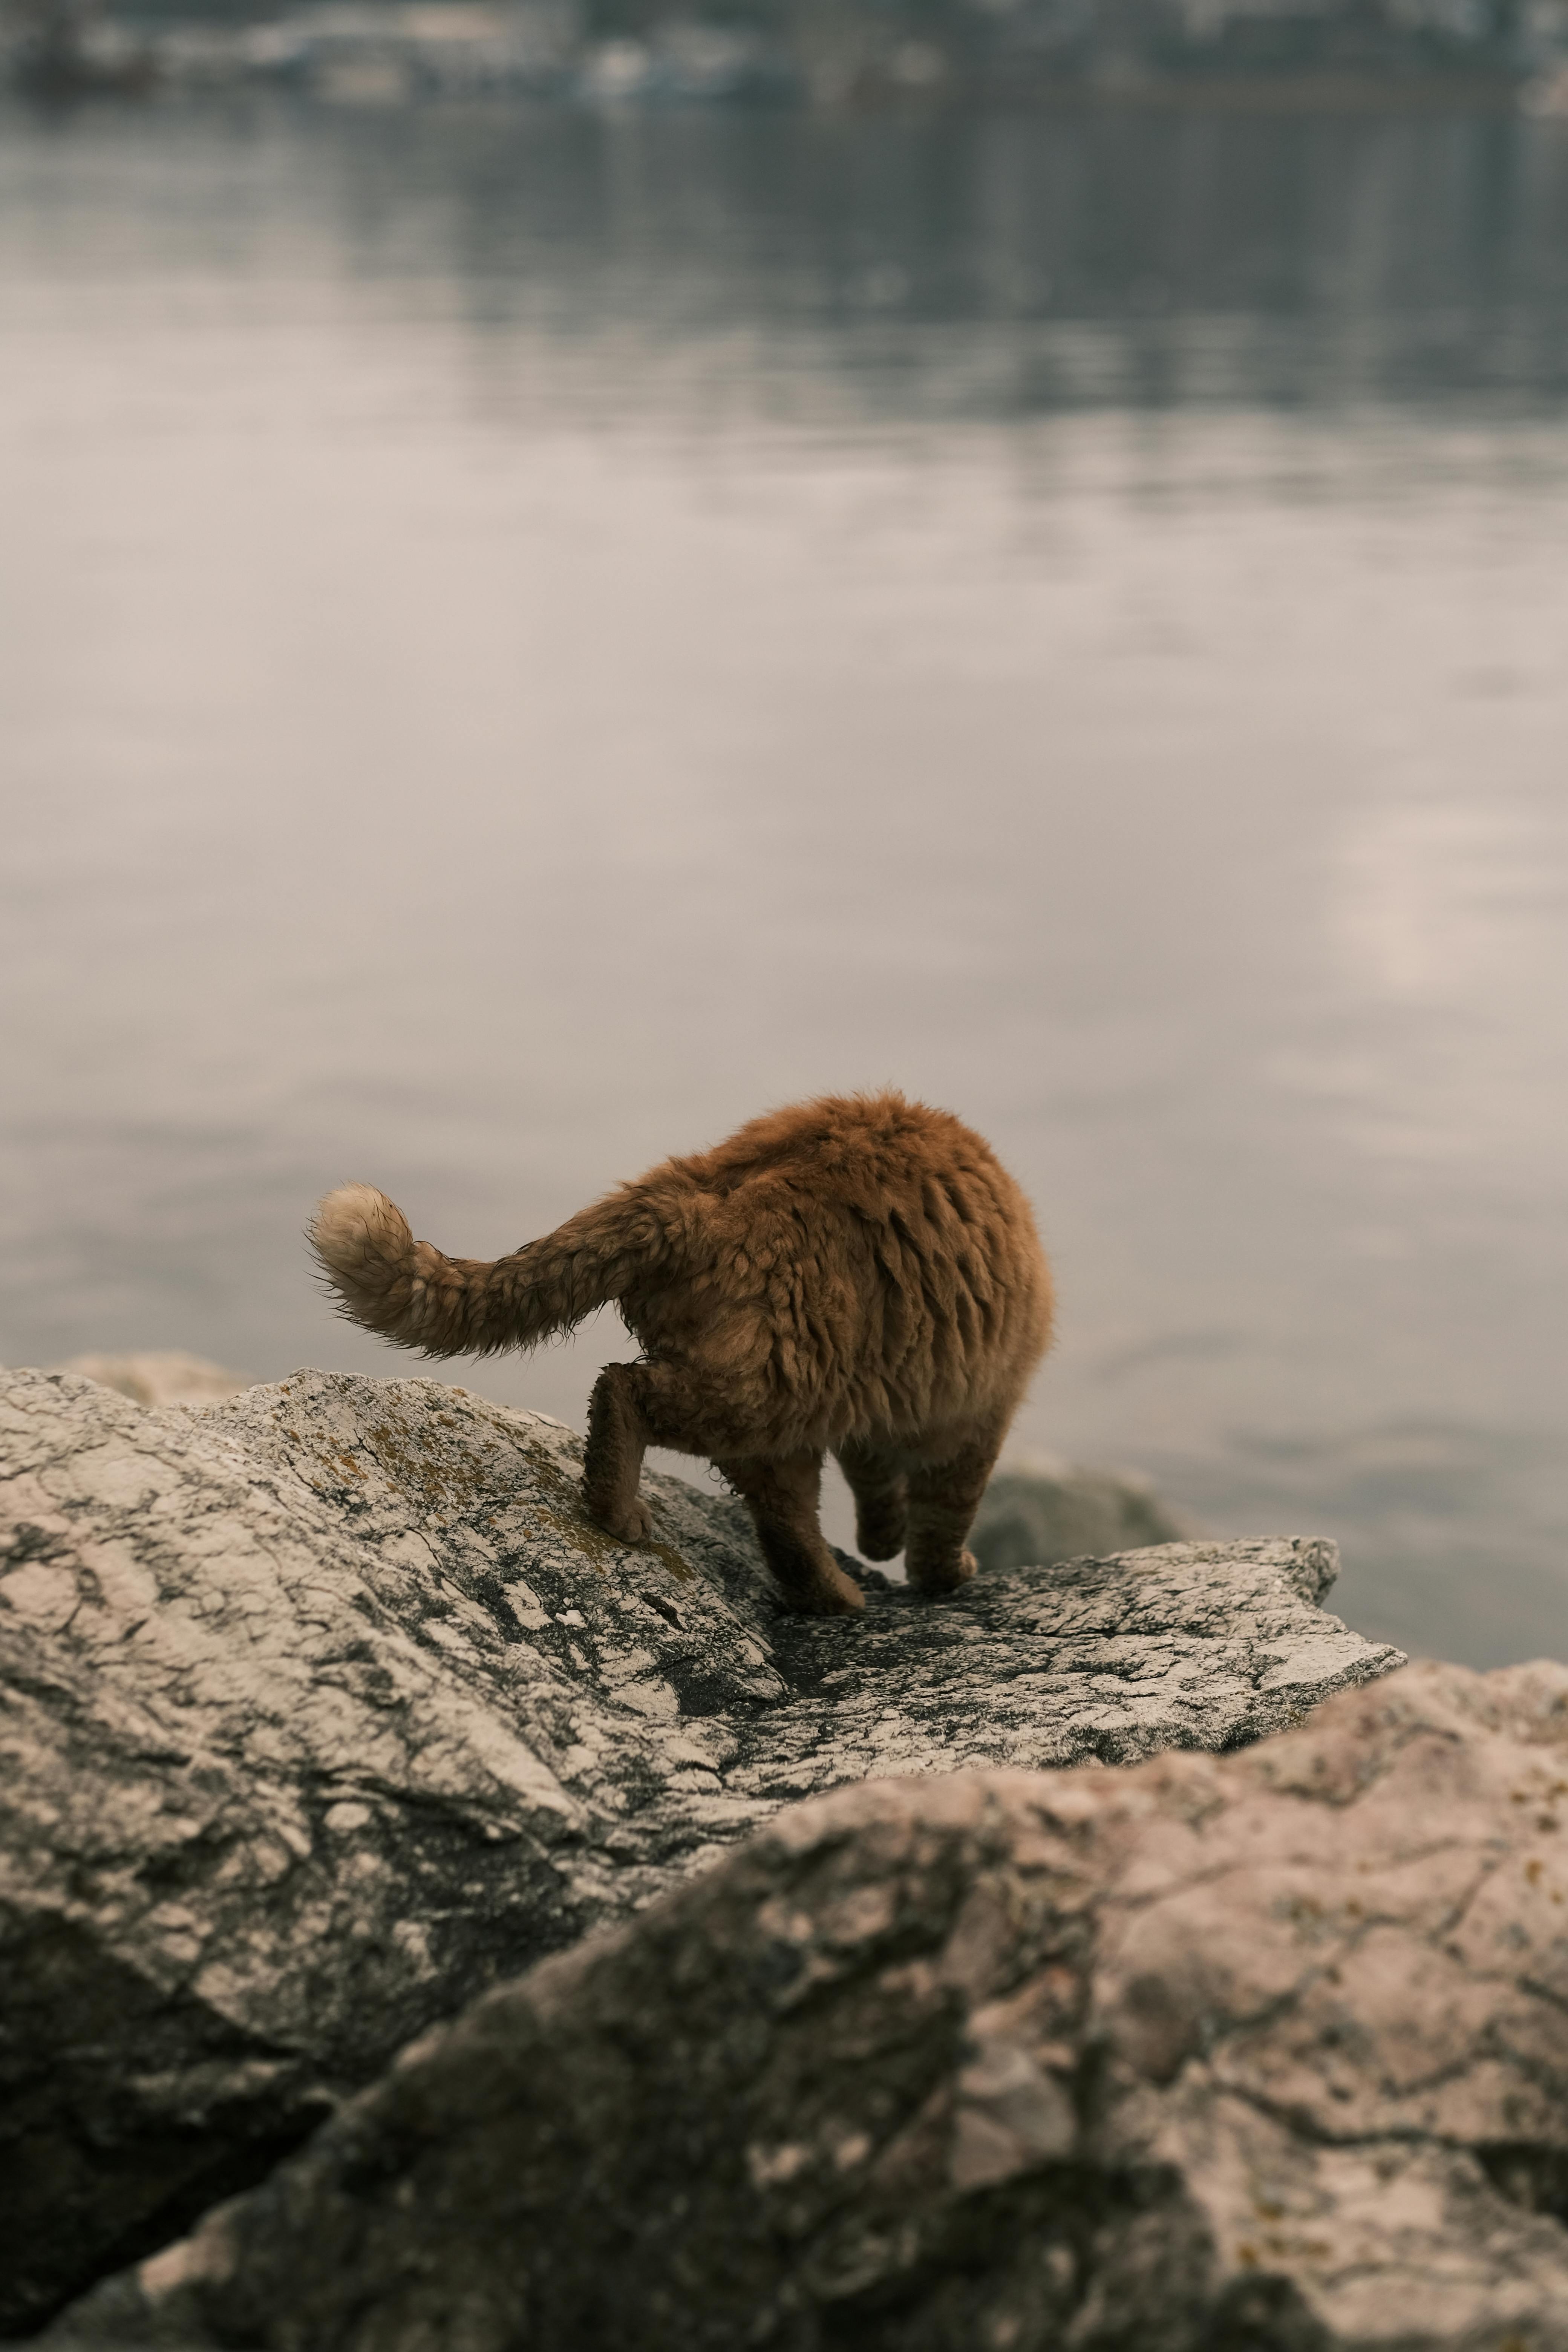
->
[309,1182,409,1278]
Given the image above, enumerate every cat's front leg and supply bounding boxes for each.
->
[835,1436,908,1562]
[904,1424,1002,1597]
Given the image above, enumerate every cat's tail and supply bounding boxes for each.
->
[308,1183,656,1358]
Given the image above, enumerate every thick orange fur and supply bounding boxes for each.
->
[310,1093,1053,1615]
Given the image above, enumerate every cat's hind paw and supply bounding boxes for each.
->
[587,1493,652,1545]
[795,1562,866,1615]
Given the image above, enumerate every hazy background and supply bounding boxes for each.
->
[3,100,1567,1664]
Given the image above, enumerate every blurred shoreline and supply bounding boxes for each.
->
[4,0,1563,113]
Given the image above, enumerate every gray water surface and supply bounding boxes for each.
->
[4,102,1568,1663]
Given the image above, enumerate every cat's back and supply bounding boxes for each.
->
[626,1092,1051,1434]
[671,1091,1041,1263]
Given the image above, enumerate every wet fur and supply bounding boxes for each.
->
[309,1092,1053,1615]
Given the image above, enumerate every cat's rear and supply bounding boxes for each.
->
[312,1091,1052,1615]
[615,1092,1051,1452]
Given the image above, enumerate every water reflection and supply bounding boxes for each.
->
[308,109,1568,410]
[2,103,1567,1667]
[1336,803,1555,1009]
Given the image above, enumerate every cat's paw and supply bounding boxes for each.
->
[795,1562,866,1616]
[587,1494,652,1545]
[855,1508,908,1562]
[908,1549,978,1597]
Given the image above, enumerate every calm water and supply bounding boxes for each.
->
[4,100,1568,1664]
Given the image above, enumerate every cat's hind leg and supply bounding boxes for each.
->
[583,1353,773,1544]
[582,1361,654,1543]
[834,1436,908,1562]
[718,1450,865,1617]
[904,1424,1004,1597]
[583,1361,862,1615]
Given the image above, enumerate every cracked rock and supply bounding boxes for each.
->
[0,1363,1400,2330]
[49,1661,1568,2352]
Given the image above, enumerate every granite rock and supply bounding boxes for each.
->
[51,1659,1568,2351]
[0,1363,1400,2329]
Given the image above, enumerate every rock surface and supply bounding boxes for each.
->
[971,1458,1194,1575]
[52,1660,1568,2351]
[0,1364,1400,2330]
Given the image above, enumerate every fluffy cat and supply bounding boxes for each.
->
[309,1091,1053,1615]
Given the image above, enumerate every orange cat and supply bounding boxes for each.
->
[309,1092,1053,1615]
